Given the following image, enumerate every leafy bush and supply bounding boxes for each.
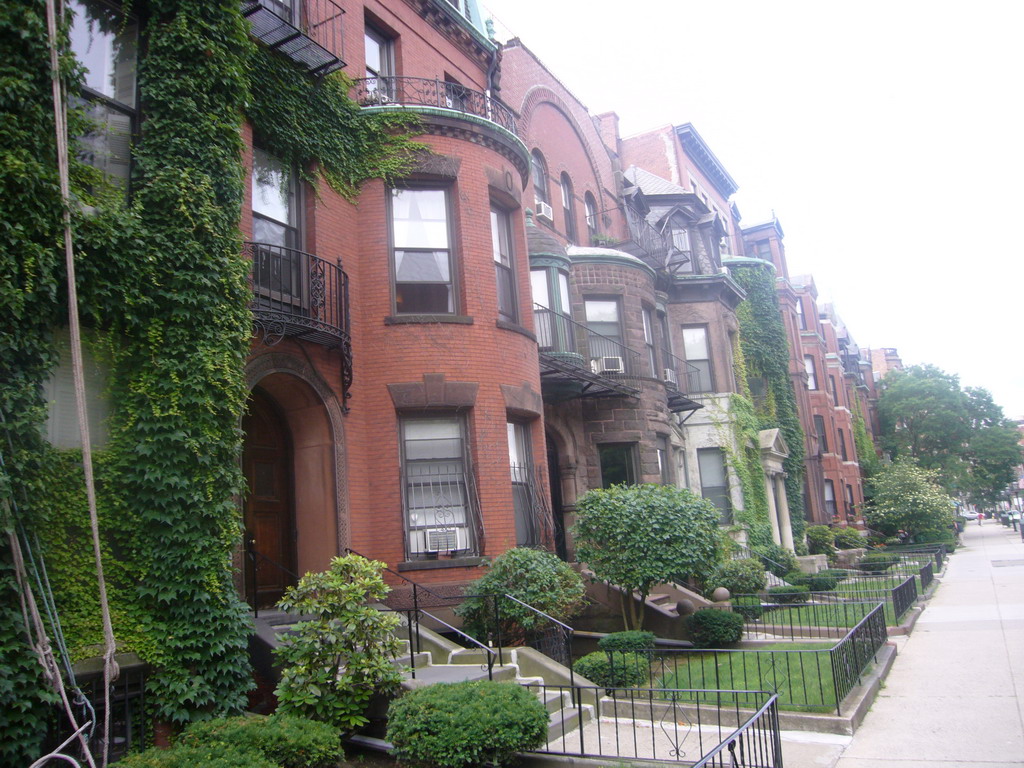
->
[387,681,547,768]
[858,552,898,572]
[571,484,723,629]
[818,568,851,583]
[707,558,766,597]
[457,548,586,643]
[119,744,276,768]
[687,609,744,648]
[805,526,835,555]
[598,630,656,652]
[178,714,341,768]
[832,528,866,550]
[784,571,839,593]
[767,585,810,604]
[573,651,649,689]
[274,555,402,731]
[754,543,798,578]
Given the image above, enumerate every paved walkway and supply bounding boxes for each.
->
[785,519,1024,767]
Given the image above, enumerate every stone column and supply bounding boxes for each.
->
[765,473,782,545]
[776,475,795,551]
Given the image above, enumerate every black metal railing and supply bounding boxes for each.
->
[729,544,790,588]
[350,76,517,135]
[622,204,672,264]
[523,683,781,766]
[244,535,300,617]
[510,462,555,551]
[631,602,886,715]
[533,306,579,358]
[727,599,881,642]
[918,560,934,590]
[891,575,918,621]
[533,304,644,389]
[242,0,346,77]
[246,242,350,349]
[343,548,575,683]
[659,348,704,396]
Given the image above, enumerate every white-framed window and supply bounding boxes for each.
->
[683,325,713,392]
[531,149,549,205]
[390,187,454,314]
[364,23,394,98]
[401,416,476,557]
[642,307,657,378]
[491,206,517,323]
[507,421,539,547]
[560,173,577,244]
[531,268,571,351]
[70,0,138,188]
[584,192,598,243]
[697,447,731,523]
[804,355,818,390]
[824,479,838,518]
[253,148,300,249]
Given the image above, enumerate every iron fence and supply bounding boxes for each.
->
[727,598,882,640]
[523,683,782,766]
[918,560,934,590]
[350,76,518,135]
[626,602,886,715]
[242,0,346,76]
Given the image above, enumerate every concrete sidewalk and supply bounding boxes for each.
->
[797,520,1024,767]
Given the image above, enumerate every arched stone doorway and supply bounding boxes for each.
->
[242,354,347,608]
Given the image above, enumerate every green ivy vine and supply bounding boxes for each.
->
[730,262,807,547]
[1,0,423,750]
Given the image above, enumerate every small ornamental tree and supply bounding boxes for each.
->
[572,484,723,630]
[457,547,585,644]
[866,459,956,541]
[274,555,402,731]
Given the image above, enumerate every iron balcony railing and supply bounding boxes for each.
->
[532,306,642,379]
[351,76,518,136]
[246,241,350,346]
[661,347,710,395]
[242,0,346,77]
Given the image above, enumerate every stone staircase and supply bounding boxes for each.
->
[251,609,595,745]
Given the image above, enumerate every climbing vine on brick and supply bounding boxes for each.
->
[731,262,807,547]
[1,0,424,746]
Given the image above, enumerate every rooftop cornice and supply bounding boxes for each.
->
[675,123,739,199]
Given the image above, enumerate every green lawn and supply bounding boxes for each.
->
[741,600,879,633]
[653,643,838,713]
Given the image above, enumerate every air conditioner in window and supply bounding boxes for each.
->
[424,527,468,553]
[592,356,624,374]
[664,368,679,387]
[535,200,554,222]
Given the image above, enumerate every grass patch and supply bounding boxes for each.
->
[653,643,838,713]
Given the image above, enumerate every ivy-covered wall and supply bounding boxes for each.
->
[730,263,807,548]
[1,0,419,758]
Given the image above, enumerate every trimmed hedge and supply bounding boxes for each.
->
[687,609,744,648]
[387,681,547,768]
[805,526,835,555]
[832,528,866,550]
[574,651,649,689]
[785,571,839,593]
[119,744,276,768]
[767,585,810,604]
[177,714,341,768]
[858,552,898,572]
[708,558,766,597]
[598,630,656,652]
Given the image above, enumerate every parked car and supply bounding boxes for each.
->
[961,510,980,521]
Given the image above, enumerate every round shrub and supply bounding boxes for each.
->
[387,681,547,768]
[767,585,810,604]
[598,630,656,652]
[178,714,341,768]
[753,543,799,578]
[573,651,649,689]
[707,558,766,597]
[832,528,865,550]
[457,548,586,642]
[858,552,898,572]
[687,609,744,648]
[805,526,835,555]
[119,744,276,768]
[784,570,839,593]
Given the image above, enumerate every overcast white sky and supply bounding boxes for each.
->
[481,0,1024,418]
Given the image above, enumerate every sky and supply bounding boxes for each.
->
[480,0,1024,418]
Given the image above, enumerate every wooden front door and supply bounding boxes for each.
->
[243,389,295,608]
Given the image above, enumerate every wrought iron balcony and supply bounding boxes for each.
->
[246,242,349,351]
[622,204,674,266]
[242,0,346,77]
[351,76,518,136]
[658,349,705,413]
[533,305,641,400]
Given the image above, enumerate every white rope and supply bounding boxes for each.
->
[44,1,119,765]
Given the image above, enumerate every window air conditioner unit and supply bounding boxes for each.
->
[664,368,679,387]
[425,527,468,553]
[594,356,624,374]
[535,200,554,222]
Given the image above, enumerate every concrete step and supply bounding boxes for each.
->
[401,662,517,688]
[546,701,594,742]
